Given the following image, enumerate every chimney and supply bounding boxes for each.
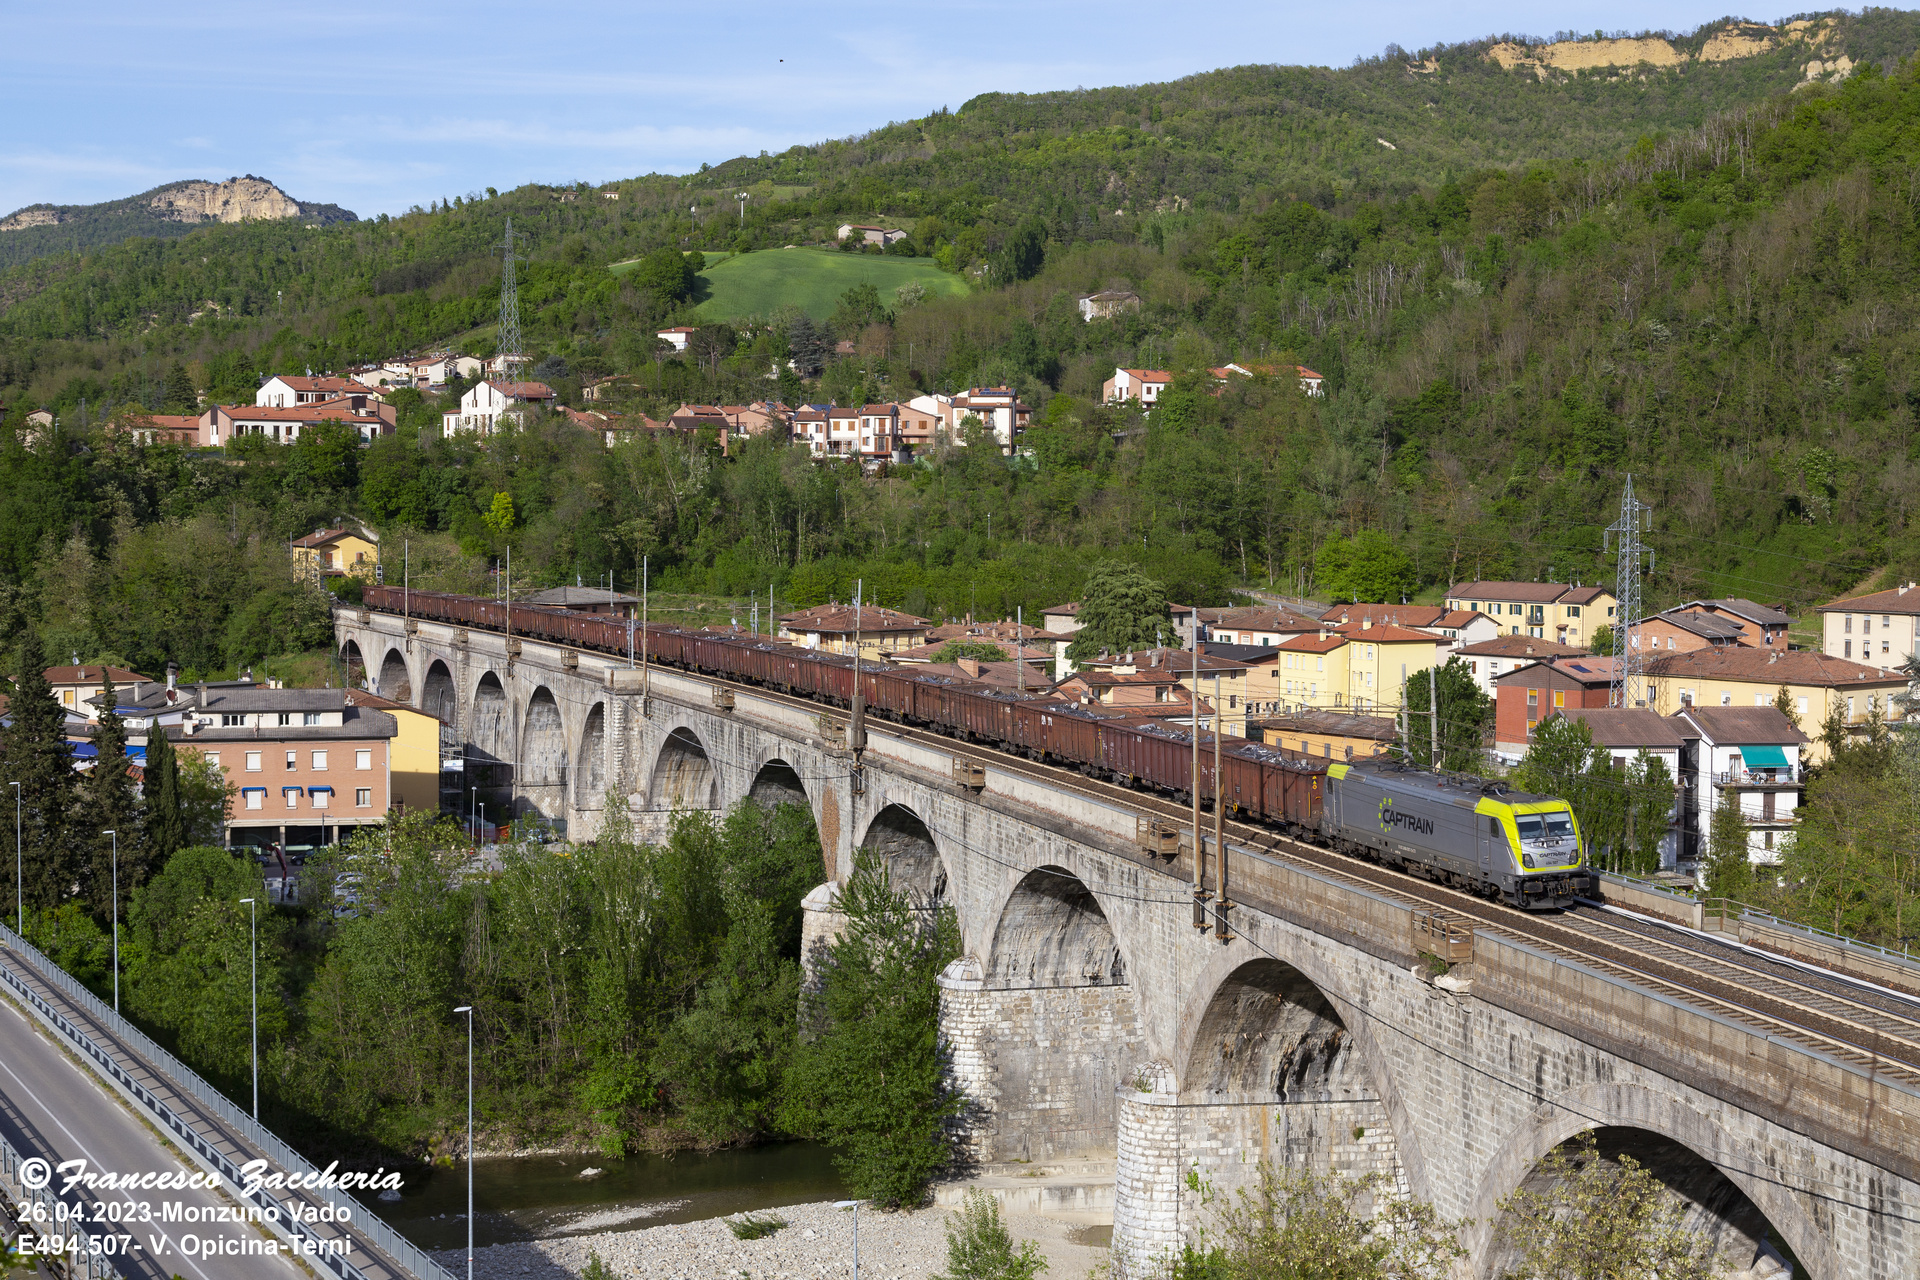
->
[166,661,178,692]
[959,658,980,678]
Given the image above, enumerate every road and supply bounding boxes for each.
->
[0,992,305,1280]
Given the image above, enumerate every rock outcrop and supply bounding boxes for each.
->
[146,176,304,224]
[1483,19,1844,82]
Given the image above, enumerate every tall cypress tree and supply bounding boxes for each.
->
[73,674,147,918]
[144,727,185,866]
[4,633,77,910]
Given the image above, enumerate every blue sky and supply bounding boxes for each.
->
[6,3,1796,218]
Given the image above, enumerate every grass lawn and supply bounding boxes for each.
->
[678,247,968,322]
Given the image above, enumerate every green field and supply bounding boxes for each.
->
[685,248,968,322]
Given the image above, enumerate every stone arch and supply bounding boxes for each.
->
[517,687,567,820]
[471,671,512,785]
[340,637,366,688]
[859,803,948,908]
[987,865,1125,989]
[1466,1082,1835,1280]
[376,648,412,704]
[574,703,606,811]
[748,757,809,808]
[649,726,717,809]
[1170,953,1415,1201]
[422,659,457,726]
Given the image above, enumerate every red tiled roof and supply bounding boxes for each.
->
[489,381,555,399]
[1332,622,1449,643]
[1647,647,1904,686]
[1276,633,1347,653]
[1455,636,1588,658]
[42,665,151,685]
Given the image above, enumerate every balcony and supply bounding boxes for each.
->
[1711,769,1804,789]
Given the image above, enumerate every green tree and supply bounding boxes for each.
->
[3,632,77,910]
[143,729,186,866]
[71,674,148,915]
[1316,530,1415,604]
[176,747,235,848]
[829,284,892,337]
[1066,561,1170,662]
[632,246,699,304]
[1704,787,1754,901]
[1510,714,1596,805]
[1199,1163,1464,1280]
[1622,751,1676,875]
[1587,624,1615,657]
[162,363,198,414]
[1495,1132,1714,1280]
[933,1189,1047,1280]
[1399,657,1491,771]
[222,578,333,667]
[992,218,1047,284]
[483,491,516,535]
[932,641,1010,664]
[782,847,961,1207]
[284,420,362,492]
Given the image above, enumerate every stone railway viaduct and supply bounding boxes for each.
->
[337,608,1920,1279]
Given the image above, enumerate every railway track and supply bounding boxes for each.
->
[390,622,1920,1088]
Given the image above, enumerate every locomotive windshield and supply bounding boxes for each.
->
[1514,809,1580,869]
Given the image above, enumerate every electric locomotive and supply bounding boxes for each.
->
[1322,762,1591,909]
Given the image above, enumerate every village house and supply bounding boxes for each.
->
[256,374,374,408]
[291,526,380,583]
[1205,606,1325,648]
[1674,598,1794,648]
[1101,367,1173,407]
[1055,667,1194,716]
[1208,362,1327,397]
[165,686,396,853]
[201,396,396,445]
[520,586,641,618]
[442,380,557,436]
[1443,581,1617,648]
[1203,642,1282,715]
[1317,602,1499,648]
[656,326,699,352]
[42,664,152,717]
[1075,647,1254,735]
[1644,647,1904,764]
[1632,609,1750,654]
[1455,635,1590,700]
[777,603,932,657]
[1675,706,1808,868]
[1076,290,1142,321]
[342,687,442,816]
[907,388,1032,453]
[1328,620,1450,713]
[1818,582,1920,671]
[836,224,908,246]
[1256,709,1398,762]
[911,655,1056,691]
[115,413,202,446]
[1492,656,1618,759]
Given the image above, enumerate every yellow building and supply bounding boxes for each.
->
[1273,623,1449,714]
[292,526,381,583]
[1258,710,1398,762]
[1443,580,1616,648]
[344,688,443,814]
[1643,647,1905,765]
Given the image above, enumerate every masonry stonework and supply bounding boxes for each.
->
[338,608,1920,1280]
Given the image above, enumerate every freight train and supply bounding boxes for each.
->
[359,587,1592,908]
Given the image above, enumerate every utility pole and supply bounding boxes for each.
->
[1214,671,1231,940]
[738,192,748,224]
[1605,475,1654,709]
[240,897,258,1118]
[1192,632,1208,930]
[494,219,525,376]
[850,581,867,758]
[1429,664,1439,770]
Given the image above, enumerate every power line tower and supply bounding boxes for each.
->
[494,219,526,377]
[1605,474,1655,708]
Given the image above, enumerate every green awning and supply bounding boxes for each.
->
[1741,744,1789,768]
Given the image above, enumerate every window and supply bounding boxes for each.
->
[311,787,331,810]
[304,712,321,726]
[277,713,291,727]
[243,788,265,810]
[245,751,262,772]
[1527,690,1539,721]
[204,753,220,768]
[282,751,296,771]
[1721,693,1732,706]
[1847,696,1857,718]
[222,714,246,727]
[1884,640,1891,655]
[311,750,327,770]
[1845,615,1853,633]
[1845,640,1852,658]
[1884,615,1892,627]
[283,787,301,809]
[1764,830,1775,850]
[355,749,371,770]
[1755,694,1767,707]
[1554,691,1566,709]
[1797,697,1809,715]
[1567,605,1581,618]
[61,690,74,706]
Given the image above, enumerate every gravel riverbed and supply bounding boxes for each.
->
[431,1197,1109,1279]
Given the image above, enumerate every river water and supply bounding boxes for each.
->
[382,1142,848,1250]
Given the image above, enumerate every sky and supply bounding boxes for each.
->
[5,2,1801,219]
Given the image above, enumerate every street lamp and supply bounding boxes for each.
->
[103,830,118,1011]
[239,897,258,1119]
[453,1005,475,1280]
[833,1200,861,1280]
[11,780,20,936]
[478,803,486,847]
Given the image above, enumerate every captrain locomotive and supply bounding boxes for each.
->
[357,587,1592,909]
